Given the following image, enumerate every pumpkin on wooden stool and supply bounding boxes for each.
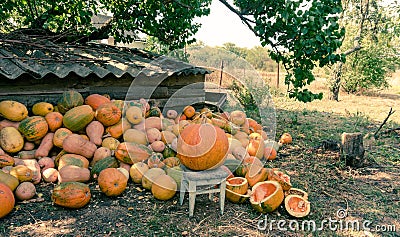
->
[177,123,229,171]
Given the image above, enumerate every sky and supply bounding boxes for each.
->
[194,0,262,48]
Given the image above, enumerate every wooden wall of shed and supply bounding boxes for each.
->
[0,73,205,111]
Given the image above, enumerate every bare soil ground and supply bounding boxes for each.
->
[1,77,399,237]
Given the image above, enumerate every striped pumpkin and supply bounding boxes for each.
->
[62,105,95,132]
[18,116,49,141]
[57,90,84,114]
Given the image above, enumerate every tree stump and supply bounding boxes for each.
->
[341,132,365,167]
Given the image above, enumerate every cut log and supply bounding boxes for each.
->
[341,132,365,167]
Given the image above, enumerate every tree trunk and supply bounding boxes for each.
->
[341,132,366,167]
[328,61,343,101]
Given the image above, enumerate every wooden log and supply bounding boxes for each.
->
[341,132,365,167]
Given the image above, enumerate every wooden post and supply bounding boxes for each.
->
[219,60,224,91]
[341,132,365,167]
[276,62,280,88]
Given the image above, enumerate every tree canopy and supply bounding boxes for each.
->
[0,0,346,102]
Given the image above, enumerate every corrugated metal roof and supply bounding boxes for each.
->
[0,40,209,80]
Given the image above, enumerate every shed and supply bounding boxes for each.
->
[0,38,214,111]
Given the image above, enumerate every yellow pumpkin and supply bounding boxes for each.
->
[0,100,28,121]
[32,102,54,116]
[0,127,24,153]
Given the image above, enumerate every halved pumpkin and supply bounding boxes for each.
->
[284,194,310,218]
[226,177,248,195]
[267,169,292,191]
[250,181,284,213]
[285,188,308,199]
[226,188,251,204]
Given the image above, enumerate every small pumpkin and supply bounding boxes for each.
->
[98,168,128,196]
[123,129,147,145]
[90,156,119,179]
[101,137,120,150]
[246,132,265,159]
[53,128,73,148]
[19,159,41,184]
[84,94,111,110]
[32,102,54,116]
[279,133,292,144]
[10,165,33,182]
[183,105,196,119]
[0,155,15,168]
[95,102,121,126]
[18,116,49,141]
[145,107,162,118]
[141,167,165,190]
[0,100,28,122]
[57,90,84,114]
[0,170,19,191]
[129,162,149,184]
[14,182,36,201]
[125,106,144,125]
[106,118,131,139]
[44,112,63,132]
[91,147,112,167]
[162,157,180,168]
[0,182,15,218]
[229,110,247,126]
[42,168,59,183]
[264,147,277,160]
[151,174,177,201]
[147,153,165,168]
[250,181,284,213]
[51,182,91,208]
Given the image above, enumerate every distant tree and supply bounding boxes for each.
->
[245,46,276,72]
[328,0,400,100]
[0,0,345,102]
[222,42,248,58]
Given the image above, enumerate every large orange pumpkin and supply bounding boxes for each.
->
[0,182,15,218]
[95,102,121,126]
[177,123,229,171]
[98,168,128,196]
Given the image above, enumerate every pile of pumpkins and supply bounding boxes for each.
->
[0,90,310,219]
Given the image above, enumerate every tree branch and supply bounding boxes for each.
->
[374,107,396,138]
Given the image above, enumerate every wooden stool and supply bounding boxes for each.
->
[179,165,229,217]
